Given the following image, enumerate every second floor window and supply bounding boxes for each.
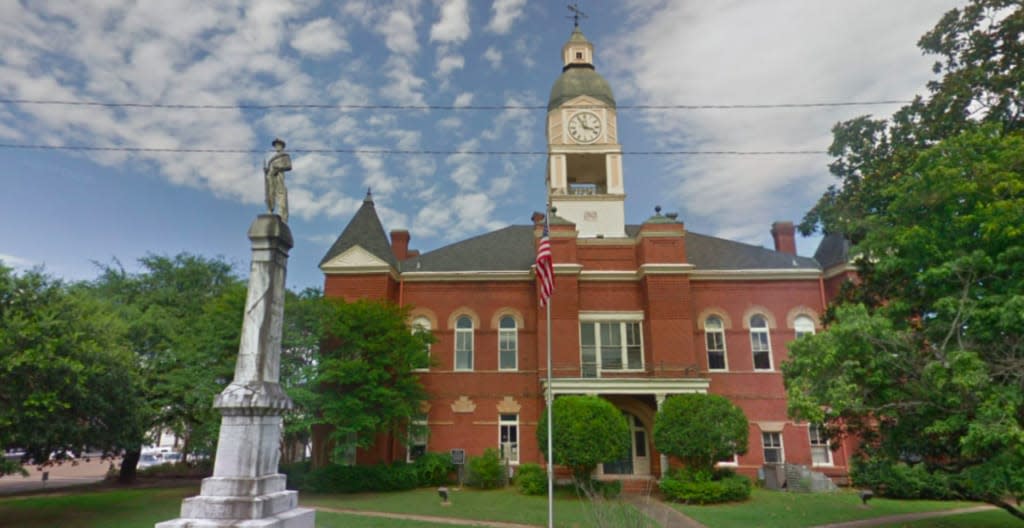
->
[705,316,727,370]
[750,315,773,370]
[498,316,518,370]
[580,320,643,377]
[412,317,431,371]
[794,315,816,339]
[455,316,474,371]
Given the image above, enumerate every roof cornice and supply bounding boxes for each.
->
[689,269,822,281]
[321,265,400,281]
[823,263,858,279]
[399,270,533,282]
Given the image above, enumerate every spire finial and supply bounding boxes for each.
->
[567,1,587,28]
[364,187,373,203]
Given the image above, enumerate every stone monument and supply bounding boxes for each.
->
[156,214,314,527]
[264,138,292,223]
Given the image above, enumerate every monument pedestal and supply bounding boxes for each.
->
[157,215,314,528]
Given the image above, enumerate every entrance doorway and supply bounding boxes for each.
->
[602,412,649,475]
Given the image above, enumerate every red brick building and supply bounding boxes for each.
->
[316,27,856,485]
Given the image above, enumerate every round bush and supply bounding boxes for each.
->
[467,448,506,489]
[537,396,630,482]
[654,394,748,474]
[515,463,547,495]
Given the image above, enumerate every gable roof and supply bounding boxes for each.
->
[813,233,852,269]
[398,225,821,272]
[319,193,398,269]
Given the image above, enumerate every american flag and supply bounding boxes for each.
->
[536,219,555,307]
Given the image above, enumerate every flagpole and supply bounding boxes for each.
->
[546,298,554,528]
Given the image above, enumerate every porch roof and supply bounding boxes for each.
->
[544,377,709,396]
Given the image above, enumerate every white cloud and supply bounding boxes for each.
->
[430,0,470,43]
[606,0,961,244]
[453,92,474,107]
[486,0,527,34]
[436,53,465,77]
[379,8,420,55]
[291,18,349,57]
[483,46,502,68]
[0,253,34,270]
[382,56,427,105]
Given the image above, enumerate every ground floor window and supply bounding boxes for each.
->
[406,418,428,462]
[809,424,832,466]
[762,432,784,464]
[499,414,519,464]
[716,453,739,466]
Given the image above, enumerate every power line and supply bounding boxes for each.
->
[0,97,912,111]
[0,143,828,156]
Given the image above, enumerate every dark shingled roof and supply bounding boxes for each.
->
[398,225,820,272]
[813,233,852,269]
[400,226,537,272]
[319,193,398,268]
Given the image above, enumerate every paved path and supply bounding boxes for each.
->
[624,494,707,528]
[0,458,113,495]
[809,505,997,528]
[313,505,540,527]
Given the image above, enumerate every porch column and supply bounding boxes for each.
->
[655,393,668,477]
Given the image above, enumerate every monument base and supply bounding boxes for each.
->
[154,507,315,528]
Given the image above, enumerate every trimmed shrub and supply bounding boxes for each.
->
[659,468,751,504]
[654,394,748,474]
[537,396,631,482]
[516,463,547,495]
[302,462,419,493]
[467,448,506,489]
[137,459,214,479]
[414,452,455,486]
[850,458,955,500]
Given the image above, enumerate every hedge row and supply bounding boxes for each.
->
[659,468,751,504]
[281,452,455,493]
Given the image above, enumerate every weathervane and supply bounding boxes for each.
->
[567,1,587,28]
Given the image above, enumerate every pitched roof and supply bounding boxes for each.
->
[400,226,537,272]
[813,233,852,269]
[319,193,398,268]
[398,225,820,272]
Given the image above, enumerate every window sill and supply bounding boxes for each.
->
[753,369,775,373]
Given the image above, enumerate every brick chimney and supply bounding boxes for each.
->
[390,230,410,260]
[770,221,796,255]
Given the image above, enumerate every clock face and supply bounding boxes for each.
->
[567,112,602,143]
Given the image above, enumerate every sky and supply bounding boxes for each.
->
[0,0,965,290]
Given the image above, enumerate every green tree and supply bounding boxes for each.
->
[0,265,144,476]
[653,394,748,474]
[87,254,243,482]
[312,298,433,463]
[279,288,330,462]
[536,396,630,483]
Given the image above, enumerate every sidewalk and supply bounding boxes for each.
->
[624,494,707,528]
[0,458,112,495]
[313,505,539,527]
[809,505,997,528]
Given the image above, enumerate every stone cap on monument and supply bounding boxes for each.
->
[249,214,294,249]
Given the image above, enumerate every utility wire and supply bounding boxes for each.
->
[0,143,828,156]
[0,97,912,111]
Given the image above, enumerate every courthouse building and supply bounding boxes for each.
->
[316,27,856,485]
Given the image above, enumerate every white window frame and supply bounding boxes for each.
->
[412,317,431,372]
[454,315,474,371]
[579,312,645,376]
[498,316,518,371]
[809,424,833,466]
[794,315,816,339]
[762,431,784,464]
[499,413,519,464]
[750,315,773,371]
[705,316,728,371]
[406,417,428,463]
[716,453,739,467]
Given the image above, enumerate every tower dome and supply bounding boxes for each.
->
[547,28,616,111]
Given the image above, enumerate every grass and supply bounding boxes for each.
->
[0,486,191,528]
[304,486,606,527]
[877,509,1021,527]
[674,488,980,528]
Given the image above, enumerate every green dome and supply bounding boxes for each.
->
[547,67,616,111]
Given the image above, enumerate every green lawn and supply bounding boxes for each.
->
[877,509,1020,527]
[674,489,979,528]
[304,486,609,527]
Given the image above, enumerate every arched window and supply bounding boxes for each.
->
[454,316,474,371]
[705,316,727,370]
[750,314,773,371]
[498,315,518,371]
[411,317,431,371]
[794,315,816,339]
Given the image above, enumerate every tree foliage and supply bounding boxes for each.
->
[0,265,143,475]
[311,298,432,463]
[537,396,630,482]
[653,394,749,474]
[787,2,1024,520]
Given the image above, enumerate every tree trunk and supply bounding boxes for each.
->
[119,449,140,484]
[991,499,1024,522]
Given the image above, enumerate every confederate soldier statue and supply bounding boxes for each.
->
[264,138,292,222]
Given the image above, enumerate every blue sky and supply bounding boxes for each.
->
[0,0,962,290]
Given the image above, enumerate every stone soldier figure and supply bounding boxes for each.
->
[264,138,292,222]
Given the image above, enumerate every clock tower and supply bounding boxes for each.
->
[546,26,625,238]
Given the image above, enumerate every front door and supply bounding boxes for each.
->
[602,413,649,475]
